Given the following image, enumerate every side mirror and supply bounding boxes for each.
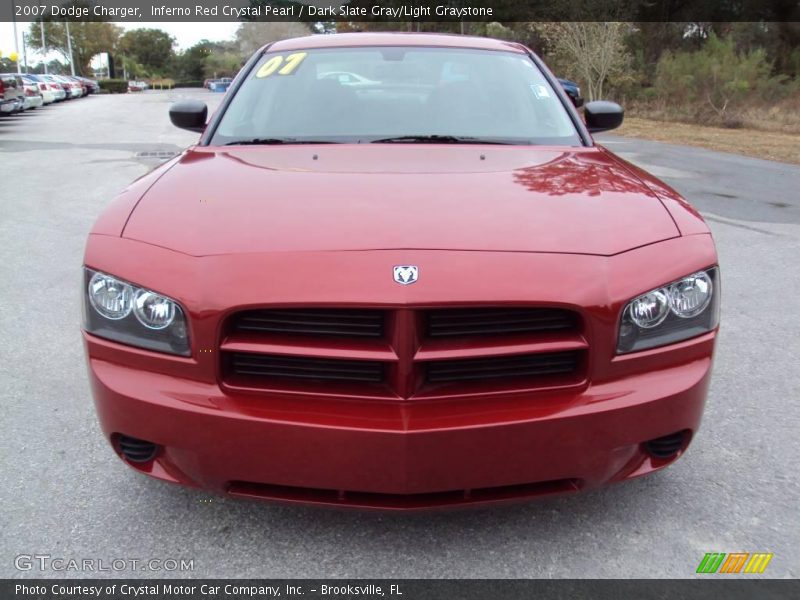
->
[169,100,207,133]
[584,101,624,133]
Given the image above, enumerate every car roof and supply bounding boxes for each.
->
[267,32,528,54]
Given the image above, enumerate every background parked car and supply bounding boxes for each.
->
[209,77,232,92]
[65,75,88,96]
[46,75,69,98]
[76,76,99,94]
[38,74,68,101]
[0,71,96,116]
[558,78,584,107]
[0,73,24,115]
[21,74,55,104]
[21,80,43,110]
[53,75,82,98]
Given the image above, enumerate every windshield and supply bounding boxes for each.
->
[211,46,581,146]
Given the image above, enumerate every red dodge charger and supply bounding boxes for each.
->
[83,34,720,509]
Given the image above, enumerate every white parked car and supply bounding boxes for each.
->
[38,75,68,101]
[21,75,55,104]
[21,81,43,110]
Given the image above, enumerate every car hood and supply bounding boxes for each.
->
[122,145,679,257]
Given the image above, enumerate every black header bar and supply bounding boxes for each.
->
[4,0,800,23]
[3,579,800,600]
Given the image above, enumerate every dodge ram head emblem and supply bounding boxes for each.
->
[393,265,418,285]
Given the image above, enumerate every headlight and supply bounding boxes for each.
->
[668,271,713,318]
[88,273,134,320]
[617,267,719,354]
[628,289,670,328]
[83,268,190,356]
[134,290,176,330]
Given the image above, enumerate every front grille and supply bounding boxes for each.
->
[232,308,384,338]
[425,351,581,384]
[426,307,576,337]
[228,352,384,384]
[221,306,586,396]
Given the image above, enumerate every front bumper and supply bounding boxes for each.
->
[87,331,713,509]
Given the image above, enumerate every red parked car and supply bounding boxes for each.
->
[83,34,720,509]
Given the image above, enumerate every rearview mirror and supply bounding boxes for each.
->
[169,100,207,133]
[584,101,624,133]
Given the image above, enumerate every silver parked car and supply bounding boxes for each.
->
[0,73,24,114]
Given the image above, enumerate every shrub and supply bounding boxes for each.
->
[174,80,205,88]
[98,79,129,94]
[654,33,792,125]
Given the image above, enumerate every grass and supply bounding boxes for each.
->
[614,117,800,165]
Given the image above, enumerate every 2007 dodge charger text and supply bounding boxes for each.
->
[81,33,720,510]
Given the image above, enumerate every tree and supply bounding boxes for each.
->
[235,21,311,58]
[170,40,214,81]
[168,40,244,81]
[627,22,691,83]
[202,49,243,79]
[118,55,149,79]
[0,57,16,72]
[26,59,69,74]
[119,29,175,75]
[536,22,632,101]
[485,22,515,41]
[26,20,121,76]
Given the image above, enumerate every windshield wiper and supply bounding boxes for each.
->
[370,135,513,145]
[225,136,516,145]
[224,138,340,146]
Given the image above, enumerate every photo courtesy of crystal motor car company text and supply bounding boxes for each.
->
[79,30,721,510]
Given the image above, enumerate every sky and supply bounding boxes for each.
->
[0,21,240,67]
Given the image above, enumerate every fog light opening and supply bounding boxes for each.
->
[644,430,690,459]
[116,434,159,463]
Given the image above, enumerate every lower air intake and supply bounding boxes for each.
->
[117,435,158,463]
[644,431,689,459]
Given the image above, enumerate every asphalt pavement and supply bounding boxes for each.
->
[0,89,798,578]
